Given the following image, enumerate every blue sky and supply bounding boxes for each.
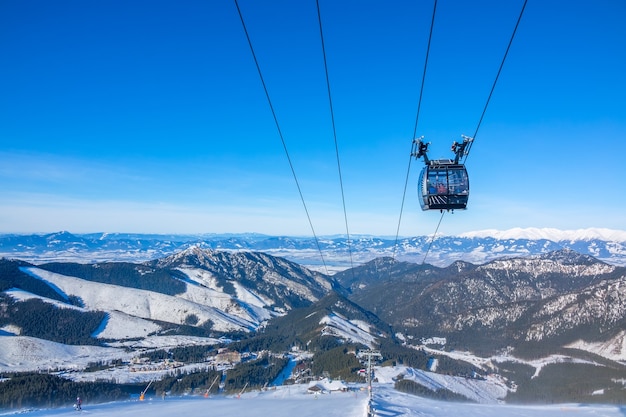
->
[1,0,625,236]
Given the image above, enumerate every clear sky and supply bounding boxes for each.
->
[1,0,625,237]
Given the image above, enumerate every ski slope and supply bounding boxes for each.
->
[7,383,624,417]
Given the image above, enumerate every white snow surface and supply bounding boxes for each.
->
[566,331,626,362]
[0,334,221,380]
[419,346,605,380]
[95,311,162,340]
[319,313,377,348]
[4,382,625,417]
[0,336,131,373]
[175,267,274,324]
[374,365,508,404]
[370,384,625,417]
[5,288,84,311]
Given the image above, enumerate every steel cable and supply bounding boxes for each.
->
[234,0,329,275]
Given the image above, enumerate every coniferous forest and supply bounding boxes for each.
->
[0,373,134,409]
[0,295,105,345]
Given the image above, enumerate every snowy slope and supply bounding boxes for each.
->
[319,313,378,348]
[370,384,624,417]
[5,288,85,311]
[0,336,130,373]
[175,267,274,324]
[566,331,626,362]
[374,365,509,404]
[418,345,604,380]
[8,382,625,417]
[0,334,221,375]
[3,288,162,340]
[21,267,257,333]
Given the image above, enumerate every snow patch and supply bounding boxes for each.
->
[319,313,377,348]
[566,331,626,362]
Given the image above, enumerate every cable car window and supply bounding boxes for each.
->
[448,168,468,194]
[428,169,447,195]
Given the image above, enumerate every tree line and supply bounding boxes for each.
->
[0,373,135,409]
[0,296,105,345]
[38,262,186,296]
[151,368,223,396]
[0,259,64,301]
[310,346,363,382]
[224,353,289,391]
[139,345,217,363]
[394,378,472,402]
[505,362,626,404]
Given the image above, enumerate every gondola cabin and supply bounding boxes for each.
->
[418,159,469,211]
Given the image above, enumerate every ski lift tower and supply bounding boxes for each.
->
[361,349,381,397]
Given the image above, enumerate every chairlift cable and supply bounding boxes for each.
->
[234,0,329,275]
[391,0,438,265]
[463,0,528,163]
[407,210,445,285]
[411,0,438,141]
[315,0,356,275]
[416,210,445,279]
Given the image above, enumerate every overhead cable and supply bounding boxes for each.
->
[234,0,329,275]
[315,0,356,275]
[463,0,528,162]
[391,0,438,264]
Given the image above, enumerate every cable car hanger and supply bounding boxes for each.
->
[411,135,473,212]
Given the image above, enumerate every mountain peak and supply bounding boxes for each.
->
[156,244,217,268]
[46,231,77,240]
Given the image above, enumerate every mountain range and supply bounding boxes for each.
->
[337,250,626,357]
[2,240,626,404]
[1,227,626,268]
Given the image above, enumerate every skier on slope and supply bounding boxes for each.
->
[75,396,82,411]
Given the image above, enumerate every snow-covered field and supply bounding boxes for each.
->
[3,383,624,417]
[0,336,131,373]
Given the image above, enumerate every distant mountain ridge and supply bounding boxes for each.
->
[1,228,625,268]
[460,227,626,241]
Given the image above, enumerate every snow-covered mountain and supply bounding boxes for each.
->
[20,266,261,333]
[2,246,626,407]
[1,228,626,268]
[336,249,626,361]
[1,246,337,339]
[0,253,385,381]
[151,245,335,310]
